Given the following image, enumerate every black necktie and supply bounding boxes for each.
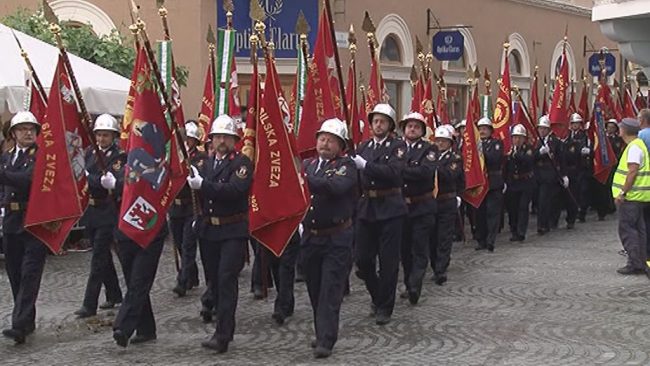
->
[315,159,326,174]
[13,149,24,166]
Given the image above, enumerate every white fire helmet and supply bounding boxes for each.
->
[511,124,527,137]
[10,111,40,133]
[399,112,427,131]
[93,114,119,133]
[434,125,454,140]
[209,114,239,139]
[477,117,493,128]
[316,118,348,146]
[606,118,618,126]
[570,113,583,124]
[456,119,467,129]
[185,120,201,140]
[538,115,551,128]
[368,103,397,130]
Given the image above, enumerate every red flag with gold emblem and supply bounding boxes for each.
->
[420,77,436,130]
[197,59,215,142]
[493,49,513,151]
[250,54,310,257]
[118,52,186,248]
[25,55,89,253]
[297,7,338,158]
[462,82,488,208]
[549,46,569,139]
[120,47,146,148]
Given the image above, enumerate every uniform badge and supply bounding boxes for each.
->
[196,159,204,168]
[386,141,391,147]
[112,160,122,171]
[495,144,500,151]
[527,149,533,156]
[569,146,575,153]
[236,165,249,179]
[417,143,422,149]
[427,151,436,161]
[335,165,347,176]
[450,162,458,171]
[396,148,405,159]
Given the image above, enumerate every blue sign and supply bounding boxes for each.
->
[432,30,464,61]
[217,0,318,59]
[588,53,616,77]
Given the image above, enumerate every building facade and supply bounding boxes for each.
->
[0,0,618,121]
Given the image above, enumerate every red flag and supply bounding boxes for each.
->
[577,82,590,123]
[530,69,539,122]
[635,90,647,111]
[420,77,436,130]
[568,83,577,116]
[250,55,310,257]
[410,77,422,113]
[197,59,215,142]
[346,59,362,146]
[493,50,513,150]
[296,7,338,158]
[589,101,617,184]
[623,85,638,118]
[25,56,89,253]
[462,83,488,208]
[436,83,450,125]
[513,101,538,146]
[121,47,146,148]
[240,58,259,163]
[368,56,385,108]
[28,82,47,123]
[549,47,569,140]
[118,52,186,248]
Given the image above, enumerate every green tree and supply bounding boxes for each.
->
[2,7,188,86]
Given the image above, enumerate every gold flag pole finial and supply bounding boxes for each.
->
[250,0,266,22]
[224,0,234,28]
[348,24,357,55]
[295,10,311,51]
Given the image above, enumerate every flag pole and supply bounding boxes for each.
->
[11,30,48,104]
[324,0,350,139]
[42,0,107,171]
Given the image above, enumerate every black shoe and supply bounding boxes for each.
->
[537,228,548,236]
[475,243,487,251]
[313,346,332,359]
[434,274,447,286]
[130,333,156,344]
[578,216,586,223]
[487,245,494,252]
[616,266,646,275]
[201,337,229,353]
[74,307,96,319]
[375,313,391,325]
[271,312,285,326]
[2,328,25,344]
[172,284,187,298]
[509,235,519,242]
[408,290,420,305]
[567,223,575,230]
[399,290,409,299]
[200,307,213,323]
[310,339,317,349]
[99,301,120,310]
[113,329,129,348]
[253,287,264,300]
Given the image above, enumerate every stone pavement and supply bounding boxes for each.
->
[1,212,650,365]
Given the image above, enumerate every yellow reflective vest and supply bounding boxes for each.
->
[612,138,650,202]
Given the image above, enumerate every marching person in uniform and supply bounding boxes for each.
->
[1,111,45,344]
[74,114,124,318]
[169,120,206,298]
[504,124,535,242]
[302,118,357,358]
[186,115,253,353]
[561,113,591,227]
[430,126,464,285]
[398,112,436,304]
[352,103,407,325]
[474,117,505,252]
[266,231,300,326]
[534,115,567,235]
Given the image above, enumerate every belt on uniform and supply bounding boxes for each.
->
[174,197,192,206]
[405,191,434,204]
[309,219,352,236]
[205,212,247,226]
[363,188,401,198]
[5,202,26,211]
[88,197,108,206]
[512,172,533,180]
[436,192,456,201]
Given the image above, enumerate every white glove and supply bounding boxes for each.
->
[352,155,367,169]
[502,183,507,194]
[187,166,203,190]
[298,223,304,237]
[561,176,569,188]
[539,145,550,155]
[100,172,116,190]
[456,196,461,208]
[581,147,590,155]
[84,170,89,177]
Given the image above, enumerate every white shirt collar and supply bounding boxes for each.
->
[372,136,388,146]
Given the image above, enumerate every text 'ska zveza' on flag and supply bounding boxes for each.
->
[250,55,310,257]
[25,55,89,253]
[118,51,186,248]
[462,83,488,208]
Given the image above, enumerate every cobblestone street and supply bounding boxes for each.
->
[1,213,650,365]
